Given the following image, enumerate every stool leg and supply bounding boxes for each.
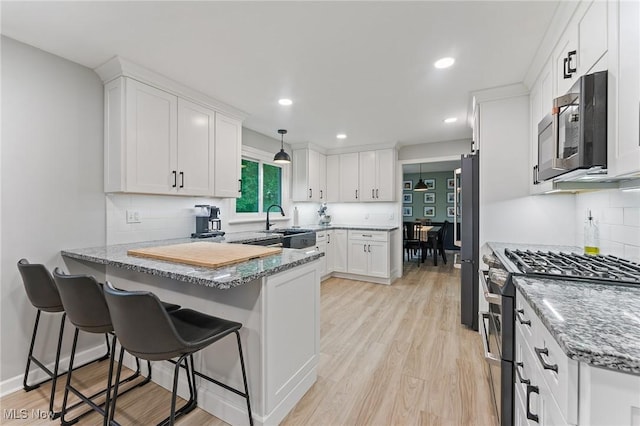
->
[22,310,42,391]
[235,331,253,426]
[48,312,66,419]
[169,354,188,425]
[107,346,125,426]
[102,334,117,426]
[60,328,80,426]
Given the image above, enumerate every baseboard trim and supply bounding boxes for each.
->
[0,343,110,398]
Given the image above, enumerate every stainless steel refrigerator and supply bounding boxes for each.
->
[459,152,479,331]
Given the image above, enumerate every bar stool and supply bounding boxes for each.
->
[52,269,155,426]
[17,259,110,419]
[103,282,253,426]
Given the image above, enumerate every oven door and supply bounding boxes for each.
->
[480,311,502,423]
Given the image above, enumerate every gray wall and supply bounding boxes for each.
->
[1,37,106,387]
[402,171,456,223]
[242,127,291,153]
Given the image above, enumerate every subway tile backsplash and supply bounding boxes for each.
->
[575,189,640,262]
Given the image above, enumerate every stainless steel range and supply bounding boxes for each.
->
[480,243,640,426]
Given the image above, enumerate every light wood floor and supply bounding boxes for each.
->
[1,257,497,425]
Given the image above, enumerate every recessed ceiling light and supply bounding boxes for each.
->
[336,134,347,139]
[278,98,292,106]
[434,57,455,69]
[444,117,457,123]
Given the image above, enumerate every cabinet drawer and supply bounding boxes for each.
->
[347,230,388,242]
[316,231,327,241]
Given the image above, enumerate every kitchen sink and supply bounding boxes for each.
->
[248,229,317,249]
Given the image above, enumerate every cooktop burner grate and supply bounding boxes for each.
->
[504,249,640,285]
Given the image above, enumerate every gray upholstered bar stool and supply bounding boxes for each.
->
[103,282,253,426]
[17,259,111,419]
[52,268,156,426]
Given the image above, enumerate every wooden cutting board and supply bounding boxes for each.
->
[127,241,282,269]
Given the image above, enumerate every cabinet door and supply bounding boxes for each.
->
[308,149,320,201]
[326,155,341,202]
[318,153,327,202]
[347,240,368,275]
[375,149,395,201]
[125,78,177,194]
[367,241,390,278]
[359,151,376,201]
[578,0,608,76]
[214,113,242,198]
[554,27,579,96]
[177,99,214,196]
[325,231,335,274]
[332,230,348,273]
[316,238,327,277]
[611,0,640,177]
[339,153,360,202]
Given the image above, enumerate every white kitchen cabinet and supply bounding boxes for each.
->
[315,231,328,278]
[325,154,341,202]
[608,0,640,178]
[358,149,396,202]
[214,113,242,198]
[292,148,326,202]
[347,230,390,278]
[103,76,243,197]
[327,229,348,273]
[177,98,214,196]
[109,77,178,194]
[339,152,360,202]
[553,0,608,97]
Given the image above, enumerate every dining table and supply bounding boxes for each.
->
[418,225,441,266]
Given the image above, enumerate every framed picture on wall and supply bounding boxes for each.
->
[402,206,413,217]
[403,193,413,203]
[424,206,435,217]
[403,180,413,190]
[447,178,455,189]
[447,206,455,217]
[447,192,455,203]
[424,193,435,203]
[425,179,436,190]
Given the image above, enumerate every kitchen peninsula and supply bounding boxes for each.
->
[62,235,324,426]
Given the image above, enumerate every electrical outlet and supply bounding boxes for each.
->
[126,210,141,224]
[364,213,370,220]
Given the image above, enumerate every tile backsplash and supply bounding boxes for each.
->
[575,189,640,262]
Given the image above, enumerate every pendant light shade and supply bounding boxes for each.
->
[414,163,428,191]
[274,129,291,164]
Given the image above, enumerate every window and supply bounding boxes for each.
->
[236,158,283,213]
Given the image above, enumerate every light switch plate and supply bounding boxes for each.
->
[126,210,141,223]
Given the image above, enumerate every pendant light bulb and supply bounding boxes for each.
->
[274,129,291,164]
[414,163,428,191]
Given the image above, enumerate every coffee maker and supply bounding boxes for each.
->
[191,205,225,238]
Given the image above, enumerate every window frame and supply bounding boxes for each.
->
[229,146,291,223]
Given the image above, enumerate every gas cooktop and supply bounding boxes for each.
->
[504,248,640,286]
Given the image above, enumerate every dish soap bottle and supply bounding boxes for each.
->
[584,209,600,256]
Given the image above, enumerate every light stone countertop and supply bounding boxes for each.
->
[62,236,323,290]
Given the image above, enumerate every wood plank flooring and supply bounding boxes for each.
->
[0,258,497,425]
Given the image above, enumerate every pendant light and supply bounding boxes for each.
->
[414,163,428,191]
[273,129,291,164]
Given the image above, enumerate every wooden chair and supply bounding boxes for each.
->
[403,222,422,261]
[425,220,449,264]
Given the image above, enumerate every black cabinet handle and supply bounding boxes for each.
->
[363,244,367,252]
[563,57,571,79]
[309,188,312,199]
[368,244,371,253]
[567,50,577,73]
[516,309,531,326]
[372,189,375,198]
[376,189,379,198]
[534,347,559,373]
[179,171,184,188]
[355,189,358,199]
[516,362,530,385]
[320,189,323,199]
[238,179,242,193]
[526,384,539,423]
[172,170,177,188]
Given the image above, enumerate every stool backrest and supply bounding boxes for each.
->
[52,268,113,334]
[103,282,185,361]
[17,259,63,312]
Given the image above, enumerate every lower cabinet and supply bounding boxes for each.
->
[326,229,347,274]
[315,231,327,277]
[516,289,640,426]
[347,230,390,279]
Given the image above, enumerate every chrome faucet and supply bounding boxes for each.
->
[266,204,285,230]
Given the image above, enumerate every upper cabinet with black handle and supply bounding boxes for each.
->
[292,148,326,202]
[98,57,245,197]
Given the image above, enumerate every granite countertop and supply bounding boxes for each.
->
[62,236,323,290]
[513,275,640,374]
[299,224,399,232]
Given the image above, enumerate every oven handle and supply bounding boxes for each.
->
[526,384,540,423]
[479,270,502,305]
[479,312,501,366]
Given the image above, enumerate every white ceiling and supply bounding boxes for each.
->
[1,1,558,149]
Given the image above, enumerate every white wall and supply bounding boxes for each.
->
[1,37,106,387]
[398,139,471,161]
[479,94,576,248]
[293,202,397,227]
[575,190,640,262]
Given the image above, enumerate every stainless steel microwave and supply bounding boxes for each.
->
[534,70,607,183]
